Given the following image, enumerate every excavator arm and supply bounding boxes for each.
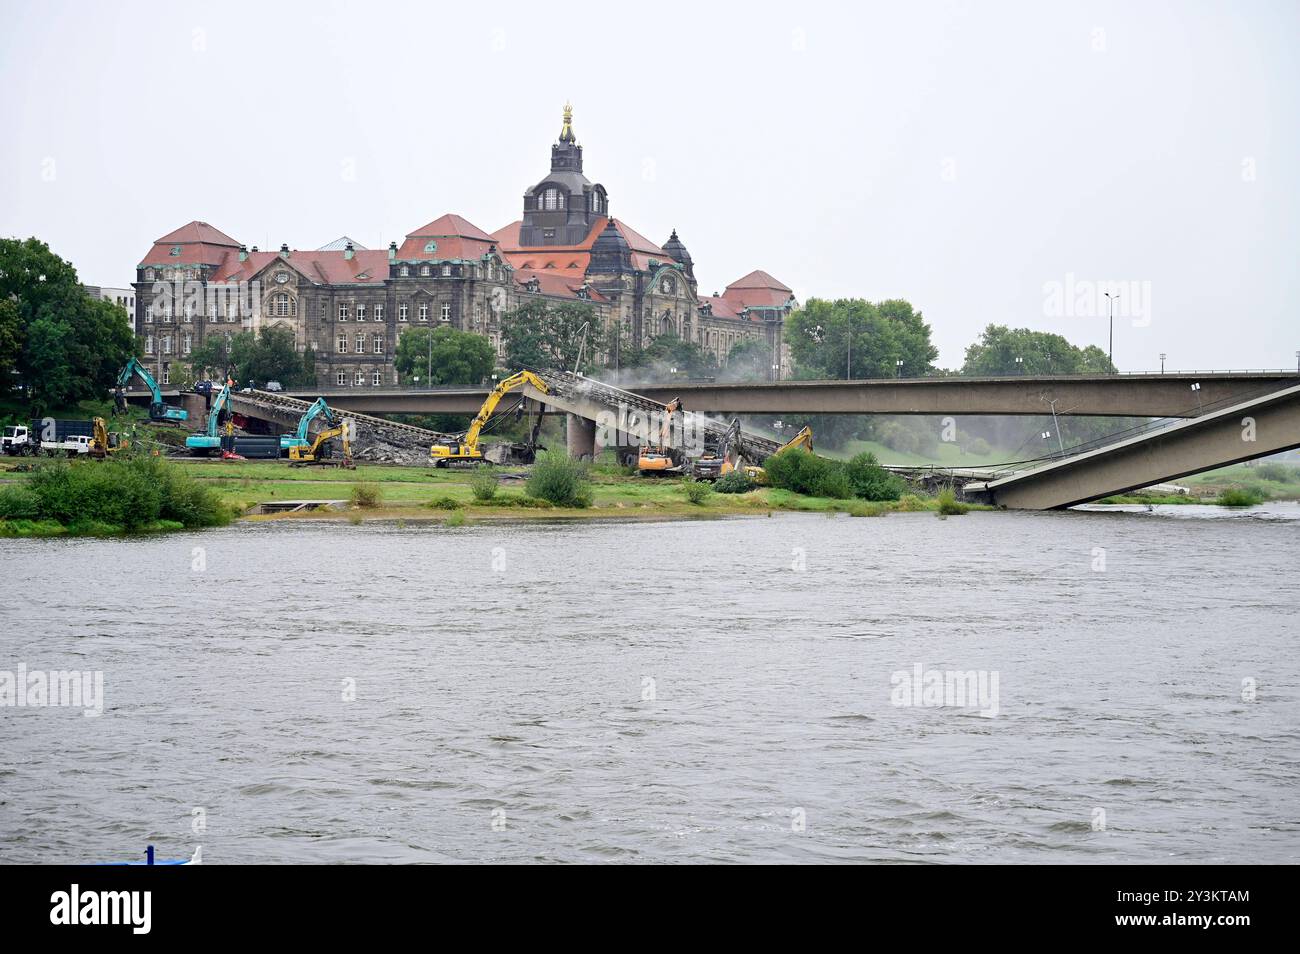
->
[116,358,188,422]
[463,370,549,448]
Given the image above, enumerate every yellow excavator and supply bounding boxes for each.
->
[637,397,685,474]
[429,370,550,467]
[731,424,814,484]
[289,418,355,468]
[88,417,128,459]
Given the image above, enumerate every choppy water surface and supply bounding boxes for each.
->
[1,504,1298,864]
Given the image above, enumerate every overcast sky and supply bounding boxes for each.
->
[1,0,1296,372]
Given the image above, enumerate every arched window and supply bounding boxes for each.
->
[592,192,602,213]
[272,293,292,317]
[543,187,564,211]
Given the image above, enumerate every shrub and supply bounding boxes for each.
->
[813,466,853,500]
[845,452,906,501]
[682,479,712,505]
[1216,486,1265,507]
[713,471,756,494]
[936,486,970,516]
[426,495,462,510]
[468,470,499,501]
[350,483,382,509]
[1254,462,1298,484]
[896,494,926,512]
[526,450,592,508]
[0,485,41,520]
[13,457,228,532]
[445,509,467,527]
[762,448,853,499]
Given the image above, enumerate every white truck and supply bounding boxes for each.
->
[2,422,95,457]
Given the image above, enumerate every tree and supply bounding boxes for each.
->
[785,297,938,380]
[187,326,313,388]
[961,325,1117,376]
[0,237,137,413]
[623,332,717,378]
[500,301,602,372]
[394,325,495,386]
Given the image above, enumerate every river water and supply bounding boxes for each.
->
[1,505,1298,864]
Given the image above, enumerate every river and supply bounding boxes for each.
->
[1,505,1298,863]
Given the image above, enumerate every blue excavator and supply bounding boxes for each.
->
[185,380,233,455]
[280,397,336,455]
[114,358,188,423]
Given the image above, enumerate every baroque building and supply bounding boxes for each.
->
[132,106,795,388]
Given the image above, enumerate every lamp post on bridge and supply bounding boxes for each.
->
[1104,291,1119,370]
[1160,353,1166,374]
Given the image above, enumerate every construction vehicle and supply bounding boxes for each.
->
[115,358,188,423]
[280,397,336,455]
[3,419,95,457]
[429,370,549,467]
[289,418,355,468]
[185,381,232,455]
[89,417,128,459]
[740,425,814,484]
[637,397,686,474]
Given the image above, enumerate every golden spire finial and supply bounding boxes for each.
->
[560,102,575,142]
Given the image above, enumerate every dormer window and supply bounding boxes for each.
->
[542,187,564,211]
[400,265,410,277]
[420,265,431,276]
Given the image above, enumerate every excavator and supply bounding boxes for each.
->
[115,358,188,423]
[185,381,232,455]
[280,398,336,455]
[739,425,814,484]
[88,417,128,459]
[429,370,549,467]
[289,418,355,468]
[637,397,686,474]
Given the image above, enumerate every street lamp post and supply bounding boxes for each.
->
[1160,353,1167,374]
[1103,291,1118,369]
[426,327,433,389]
[1015,356,1024,374]
[895,359,903,378]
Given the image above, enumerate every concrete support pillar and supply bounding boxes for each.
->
[565,413,597,460]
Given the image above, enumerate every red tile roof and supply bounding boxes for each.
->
[397,213,498,261]
[514,268,607,302]
[721,269,795,311]
[208,250,391,285]
[154,221,242,247]
[492,217,672,272]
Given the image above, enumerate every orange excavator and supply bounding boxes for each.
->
[637,397,685,474]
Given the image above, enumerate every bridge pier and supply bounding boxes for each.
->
[566,413,597,460]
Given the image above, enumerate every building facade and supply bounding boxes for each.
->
[132,106,795,388]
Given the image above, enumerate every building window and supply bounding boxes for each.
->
[372,370,382,386]
[338,303,349,321]
[337,334,347,354]
[400,265,410,277]
[373,335,384,354]
[183,301,193,322]
[356,304,366,321]
[144,304,153,324]
[354,371,364,386]
[145,335,154,354]
[144,269,155,281]
[320,300,327,318]
[543,187,563,210]
[162,366,170,385]
[355,334,365,354]
[419,304,428,322]
[375,304,384,321]
[273,293,292,317]
[441,265,451,277]
[183,334,192,354]
[398,303,408,321]
[337,371,347,386]
[440,303,451,322]
[162,335,173,355]
[162,300,172,322]
[420,265,431,276]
